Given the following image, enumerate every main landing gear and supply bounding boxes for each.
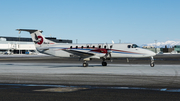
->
[82,59,89,67]
[82,61,108,67]
[82,58,108,67]
[150,56,155,67]
[83,62,88,67]
[82,58,90,67]
[102,59,107,66]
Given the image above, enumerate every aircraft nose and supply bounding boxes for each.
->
[150,51,156,56]
[144,49,156,57]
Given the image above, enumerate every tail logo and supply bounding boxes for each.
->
[37,36,43,45]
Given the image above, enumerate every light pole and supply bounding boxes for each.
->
[76,39,78,44]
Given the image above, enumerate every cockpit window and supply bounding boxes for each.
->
[132,44,139,48]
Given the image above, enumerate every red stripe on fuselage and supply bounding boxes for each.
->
[91,48,108,53]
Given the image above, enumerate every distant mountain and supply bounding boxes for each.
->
[141,41,180,48]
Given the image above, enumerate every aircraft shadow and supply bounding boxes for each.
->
[1,63,145,68]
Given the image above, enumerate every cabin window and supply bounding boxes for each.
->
[87,46,89,48]
[92,46,95,48]
[127,45,131,48]
[81,46,84,49]
[99,45,101,48]
[110,45,113,49]
[76,46,78,49]
[70,46,72,49]
[104,46,106,49]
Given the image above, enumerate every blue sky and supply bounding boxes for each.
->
[0,0,180,45]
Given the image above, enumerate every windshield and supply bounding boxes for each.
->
[132,44,139,48]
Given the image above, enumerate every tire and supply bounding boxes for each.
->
[102,62,107,66]
[83,63,88,67]
[150,63,155,67]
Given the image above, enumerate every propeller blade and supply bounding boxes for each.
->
[109,53,111,62]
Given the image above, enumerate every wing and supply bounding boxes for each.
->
[63,49,94,58]
[36,47,49,53]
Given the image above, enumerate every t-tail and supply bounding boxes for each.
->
[16,29,56,47]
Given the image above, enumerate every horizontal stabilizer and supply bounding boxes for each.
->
[16,29,43,34]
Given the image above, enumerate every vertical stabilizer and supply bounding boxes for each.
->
[16,29,56,47]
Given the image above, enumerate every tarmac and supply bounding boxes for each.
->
[0,54,180,101]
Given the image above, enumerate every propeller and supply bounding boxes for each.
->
[105,41,114,62]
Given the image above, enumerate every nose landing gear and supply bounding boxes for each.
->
[150,56,155,67]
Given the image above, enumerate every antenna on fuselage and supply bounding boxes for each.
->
[112,40,114,44]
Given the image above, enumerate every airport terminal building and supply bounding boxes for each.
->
[0,36,72,54]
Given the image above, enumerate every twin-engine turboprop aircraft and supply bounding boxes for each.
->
[16,29,156,67]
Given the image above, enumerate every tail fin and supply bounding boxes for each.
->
[16,29,56,47]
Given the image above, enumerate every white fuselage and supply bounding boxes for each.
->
[36,43,156,59]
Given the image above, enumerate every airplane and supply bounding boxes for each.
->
[16,29,156,67]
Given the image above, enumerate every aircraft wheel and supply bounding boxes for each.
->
[83,63,88,67]
[150,62,155,67]
[102,62,107,66]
